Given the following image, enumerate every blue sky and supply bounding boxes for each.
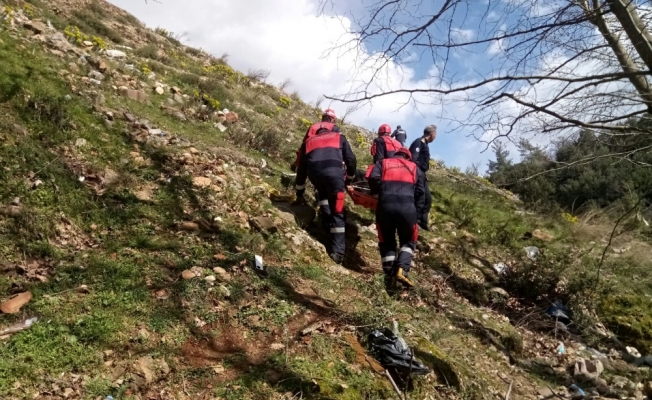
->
[107,0,517,172]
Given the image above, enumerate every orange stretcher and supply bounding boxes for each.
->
[346,184,378,211]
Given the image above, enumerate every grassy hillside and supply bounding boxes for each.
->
[0,1,651,399]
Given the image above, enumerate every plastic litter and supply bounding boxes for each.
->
[556,342,565,355]
[569,384,585,396]
[546,300,572,325]
[104,396,115,400]
[492,262,508,275]
[254,255,264,271]
[0,317,38,336]
[524,246,540,260]
[367,328,430,376]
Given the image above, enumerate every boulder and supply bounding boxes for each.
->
[250,216,278,234]
[24,20,46,34]
[119,87,149,103]
[574,358,604,380]
[225,112,239,124]
[88,57,107,73]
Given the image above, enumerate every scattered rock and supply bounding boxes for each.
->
[270,343,285,350]
[170,86,182,94]
[75,138,87,147]
[593,378,610,395]
[154,86,164,95]
[218,285,231,297]
[12,124,28,136]
[124,112,136,123]
[489,287,509,298]
[88,70,104,81]
[88,57,107,73]
[24,20,47,34]
[82,40,93,47]
[106,49,127,58]
[181,270,198,280]
[47,32,75,53]
[626,346,641,358]
[205,275,216,283]
[225,112,239,124]
[153,289,169,300]
[192,176,212,188]
[215,123,227,132]
[134,187,154,202]
[532,229,554,241]
[172,93,184,104]
[180,221,199,231]
[574,358,604,380]
[0,292,32,314]
[212,267,232,282]
[250,216,278,234]
[118,87,149,103]
[11,197,20,206]
[537,387,554,398]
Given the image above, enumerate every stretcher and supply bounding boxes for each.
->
[346,183,378,211]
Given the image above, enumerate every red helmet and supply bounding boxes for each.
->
[378,124,391,135]
[322,109,336,120]
[396,147,412,160]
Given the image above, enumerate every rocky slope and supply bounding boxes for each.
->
[0,0,651,399]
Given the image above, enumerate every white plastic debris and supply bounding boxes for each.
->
[215,123,227,132]
[254,255,264,271]
[0,316,38,335]
[261,159,267,169]
[557,342,566,355]
[105,49,126,58]
[493,262,508,275]
[626,346,642,358]
[524,246,540,261]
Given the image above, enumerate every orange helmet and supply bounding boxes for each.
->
[322,109,337,120]
[395,147,412,160]
[378,124,391,135]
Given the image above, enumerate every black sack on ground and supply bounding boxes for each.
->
[368,328,431,375]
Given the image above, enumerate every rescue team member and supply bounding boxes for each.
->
[370,124,402,164]
[391,125,407,146]
[409,125,437,231]
[290,109,339,172]
[368,148,426,289]
[295,126,357,265]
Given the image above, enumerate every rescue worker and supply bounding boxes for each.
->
[290,109,339,172]
[295,125,357,265]
[408,125,437,230]
[391,125,407,146]
[371,124,403,164]
[368,147,426,289]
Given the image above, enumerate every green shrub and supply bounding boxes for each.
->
[70,10,123,44]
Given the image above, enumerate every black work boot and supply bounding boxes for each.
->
[329,253,344,265]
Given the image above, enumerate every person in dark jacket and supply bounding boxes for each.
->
[291,108,340,172]
[391,125,407,146]
[371,124,403,164]
[408,125,437,230]
[295,126,357,264]
[368,147,426,288]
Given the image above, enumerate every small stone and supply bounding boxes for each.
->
[10,197,20,206]
[170,86,181,94]
[124,113,136,123]
[212,267,232,282]
[88,70,104,81]
[154,86,164,95]
[215,123,227,132]
[218,285,231,297]
[148,128,162,136]
[250,216,278,234]
[173,93,184,104]
[82,40,93,47]
[204,275,216,283]
[75,138,87,147]
[118,87,149,103]
[180,221,199,231]
[181,270,197,280]
[192,177,212,188]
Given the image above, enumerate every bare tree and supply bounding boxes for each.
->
[247,68,271,82]
[321,0,652,160]
[279,78,293,92]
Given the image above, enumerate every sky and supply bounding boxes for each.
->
[103,0,566,172]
